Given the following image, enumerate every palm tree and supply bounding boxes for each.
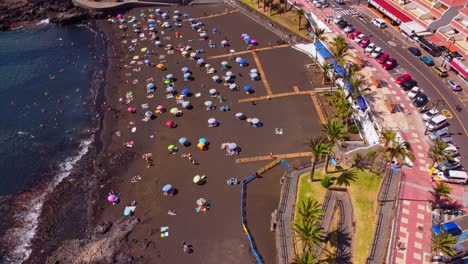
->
[321,119,347,173]
[319,62,333,89]
[297,198,324,223]
[343,75,369,131]
[429,139,455,167]
[385,140,415,165]
[310,27,327,61]
[291,251,319,264]
[330,36,348,53]
[292,219,326,253]
[344,62,360,82]
[430,182,452,210]
[380,129,396,150]
[307,137,333,181]
[431,231,456,260]
[296,8,305,30]
[329,44,351,91]
[284,0,288,13]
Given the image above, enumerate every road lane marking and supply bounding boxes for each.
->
[236,152,312,163]
[293,85,300,92]
[310,93,327,124]
[237,90,315,103]
[441,109,453,119]
[251,51,273,95]
[206,45,290,60]
[353,18,468,136]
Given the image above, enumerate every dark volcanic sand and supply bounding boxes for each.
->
[93,3,322,264]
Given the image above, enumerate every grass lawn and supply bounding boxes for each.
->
[294,167,382,263]
[240,0,313,41]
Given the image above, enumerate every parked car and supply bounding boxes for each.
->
[335,0,345,4]
[383,58,397,70]
[447,80,462,91]
[413,93,429,107]
[377,53,389,64]
[354,34,365,43]
[401,79,418,91]
[420,55,435,66]
[436,170,468,185]
[431,66,448,77]
[422,109,439,121]
[359,37,370,48]
[438,158,461,171]
[348,30,361,40]
[428,128,450,141]
[445,144,459,157]
[439,136,455,145]
[408,47,421,56]
[407,86,421,99]
[333,15,343,24]
[372,18,387,28]
[432,222,462,236]
[365,42,376,53]
[337,20,348,29]
[396,73,412,84]
[344,25,355,34]
[425,115,447,131]
[370,47,382,58]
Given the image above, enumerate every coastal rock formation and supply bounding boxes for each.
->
[46,218,139,264]
[0,0,91,30]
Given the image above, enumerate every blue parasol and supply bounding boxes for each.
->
[162,184,172,192]
[181,88,190,95]
[239,58,247,64]
[181,67,189,73]
[244,85,252,91]
[145,111,153,117]
[184,73,191,79]
[199,138,207,144]
[197,58,204,64]
[179,137,188,145]
[144,59,150,64]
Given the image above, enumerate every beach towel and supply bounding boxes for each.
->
[160,227,169,237]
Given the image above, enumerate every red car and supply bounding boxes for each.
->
[359,37,370,48]
[348,30,361,39]
[377,53,389,64]
[396,73,412,84]
[383,58,397,70]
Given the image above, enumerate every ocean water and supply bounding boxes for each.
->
[0,24,106,262]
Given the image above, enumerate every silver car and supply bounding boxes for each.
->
[365,42,376,53]
[438,158,461,171]
[447,80,462,91]
[370,47,382,58]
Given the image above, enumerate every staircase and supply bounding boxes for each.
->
[427,5,464,31]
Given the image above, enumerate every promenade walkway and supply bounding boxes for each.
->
[72,0,177,12]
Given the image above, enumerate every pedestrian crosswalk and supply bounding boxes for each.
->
[332,8,360,17]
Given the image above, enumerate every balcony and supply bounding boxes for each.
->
[404,2,431,17]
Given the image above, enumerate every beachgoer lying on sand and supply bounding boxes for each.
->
[168,210,176,216]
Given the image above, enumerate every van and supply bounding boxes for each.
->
[425,115,447,131]
[429,128,449,140]
[437,170,468,184]
[372,18,387,28]
[431,66,448,77]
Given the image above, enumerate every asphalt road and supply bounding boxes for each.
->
[337,10,468,169]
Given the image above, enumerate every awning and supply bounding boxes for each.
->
[450,60,468,78]
[445,44,457,53]
[369,0,412,24]
[329,60,346,77]
[314,41,333,59]
[400,21,427,36]
[426,34,444,46]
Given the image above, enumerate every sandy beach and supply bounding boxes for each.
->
[76,3,323,263]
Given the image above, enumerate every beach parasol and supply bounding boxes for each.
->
[166,120,175,127]
[181,67,189,73]
[250,39,257,44]
[145,111,153,117]
[239,58,247,65]
[155,8,161,13]
[212,27,218,34]
[127,107,136,113]
[162,184,172,192]
[250,69,258,74]
[246,118,252,123]
[156,105,165,110]
[228,143,237,150]
[197,58,204,65]
[235,57,242,63]
[179,137,188,145]
[235,112,244,118]
[196,198,206,206]
[191,24,197,29]
[226,71,233,77]
[221,61,228,66]
[188,18,195,22]
[141,47,147,52]
[199,138,207,144]
[157,63,165,69]
[209,89,217,95]
[164,79,171,85]
[132,55,139,60]
[200,32,207,38]
[197,142,205,149]
[147,82,155,89]
[107,194,116,202]
[229,84,237,90]
[183,73,191,79]
[155,41,162,47]
[190,52,197,58]
[144,59,150,64]
[244,85,252,92]
[166,74,173,80]
[181,50,188,56]
[170,108,179,114]
[166,86,174,93]
[168,144,175,150]
[181,101,190,108]
[250,73,259,80]
[124,207,133,216]
[251,118,260,124]
[117,14,124,19]
[212,75,220,82]
[193,175,201,184]
[181,88,190,95]
[204,101,213,107]
[208,118,216,124]
[205,64,211,68]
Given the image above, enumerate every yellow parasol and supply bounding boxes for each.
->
[132,55,139,60]
[157,63,165,69]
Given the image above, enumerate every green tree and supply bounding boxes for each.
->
[429,139,455,167]
[431,231,456,259]
[307,137,333,181]
[296,8,305,30]
[380,129,396,150]
[292,219,325,253]
[319,62,333,86]
[297,198,324,223]
[344,75,369,131]
[310,27,327,61]
[385,140,415,165]
[321,119,347,173]
[430,182,452,210]
[291,251,320,264]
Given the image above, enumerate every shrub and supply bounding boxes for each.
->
[321,176,333,188]
[348,124,359,134]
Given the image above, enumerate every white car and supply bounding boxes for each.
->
[372,18,387,28]
[354,34,365,43]
[408,86,421,99]
[422,109,439,121]
[365,42,376,53]
[333,15,343,24]
[344,25,354,33]
[370,47,382,58]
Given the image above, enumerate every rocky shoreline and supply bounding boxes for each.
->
[0,0,91,31]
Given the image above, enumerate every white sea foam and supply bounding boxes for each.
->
[37,19,50,25]
[3,137,93,263]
